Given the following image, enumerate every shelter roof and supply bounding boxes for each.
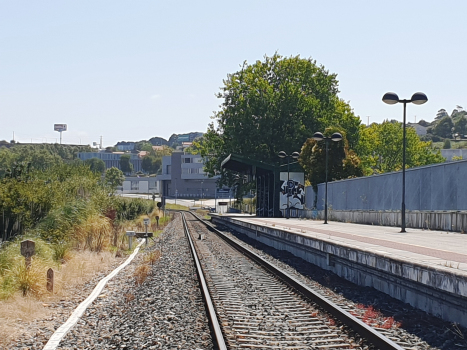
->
[221,154,276,173]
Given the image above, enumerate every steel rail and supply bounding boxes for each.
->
[190,212,405,350]
[180,212,227,350]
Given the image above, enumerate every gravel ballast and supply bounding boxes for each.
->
[55,215,213,350]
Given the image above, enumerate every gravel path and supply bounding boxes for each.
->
[55,215,212,350]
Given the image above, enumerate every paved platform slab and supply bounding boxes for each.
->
[221,214,467,275]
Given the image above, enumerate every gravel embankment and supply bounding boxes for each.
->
[55,215,212,350]
[9,215,212,350]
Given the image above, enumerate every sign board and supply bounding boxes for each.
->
[136,232,153,238]
[21,240,35,258]
[218,202,228,206]
[54,124,67,132]
[143,218,150,226]
[126,231,135,237]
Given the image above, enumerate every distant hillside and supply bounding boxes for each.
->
[168,132,203,146]
[114,132,204,150]
[148,137,169,146]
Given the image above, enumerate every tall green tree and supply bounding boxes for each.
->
[105,167,125,189]
[356,121,445,175]
[119,154,133,174]
[141,155,161,174]
[432,116,454,138]
[198,53,361,183]
[454,116,467,137]
[299,127,363,188]
[84,157,106,174]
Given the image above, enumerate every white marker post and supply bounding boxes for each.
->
[143,218,150,246]
[126,231,135,250]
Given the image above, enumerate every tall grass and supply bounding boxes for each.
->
[74,215,112,252]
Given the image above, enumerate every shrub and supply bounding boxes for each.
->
[443,139,451,149]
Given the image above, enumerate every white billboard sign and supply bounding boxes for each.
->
[54,124,67,132]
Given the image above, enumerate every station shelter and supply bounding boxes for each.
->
[221,154,305,218]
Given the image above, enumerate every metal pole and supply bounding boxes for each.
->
[286,157,290,219]
[401,102,407,232]
[324,139,329,224]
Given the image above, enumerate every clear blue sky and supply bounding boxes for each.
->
[1,1,465,146]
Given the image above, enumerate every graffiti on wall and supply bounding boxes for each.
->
[279,172,305,210]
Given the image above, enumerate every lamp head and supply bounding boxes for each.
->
[382,92,400,105]
[312,132,324,141]
[331,133,343,142]
[278,151,287,158]
[291,151,300,159]
[411,92,428,105]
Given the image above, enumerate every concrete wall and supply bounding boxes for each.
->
[441,149,467,161]
[311,159,467,211]
[122,177,159,194]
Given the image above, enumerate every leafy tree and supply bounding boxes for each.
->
[136,141,154,152]
[454,117,467,137]
[198,53,361,183]
[298,127,363,189]
[84,157,106,173]
[356,121,445,175]
[418,119,430,127]
[436,109,448,120]
[119,154,133,174]
[432,116,454,138]
[105,167,125,189]
[141,155,161,174]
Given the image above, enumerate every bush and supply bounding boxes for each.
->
[443,139,451,149]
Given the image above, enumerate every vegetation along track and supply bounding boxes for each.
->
[181,211,404,350]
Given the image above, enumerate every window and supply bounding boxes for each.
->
[183,157,192,163]
[166,165,171,174]
[131,181,139,190]
[182,168,200,174]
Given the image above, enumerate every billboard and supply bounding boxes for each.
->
[54,124,67,132]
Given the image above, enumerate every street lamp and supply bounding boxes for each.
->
[312,132,343,224]
[278,151,300,219]
[382,92,428,232]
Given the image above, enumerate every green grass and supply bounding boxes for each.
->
[164,203,189,210]
[433,140,467,150]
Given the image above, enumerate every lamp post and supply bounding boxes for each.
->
[278,151,300,219]
[312,132,343,224]
[382,92,428,232]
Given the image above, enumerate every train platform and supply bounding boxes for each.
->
[210,214,467,326]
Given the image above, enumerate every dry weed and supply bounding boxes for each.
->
[0,250,117,348]
[52,251,115,295]
[133,264,150,286]
[0,295,51,347]
[143,250,161,265]
[124,292,135,304]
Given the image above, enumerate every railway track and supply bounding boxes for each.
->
[181,211,404,350]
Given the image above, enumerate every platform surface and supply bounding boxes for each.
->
[217,214,467,275]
